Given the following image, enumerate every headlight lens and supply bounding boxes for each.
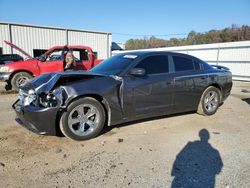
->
[22,89,37,106]
[0,66,10,72]
[19,88,58,107]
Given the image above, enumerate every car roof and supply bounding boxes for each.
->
[117,51,190,57]
[116,51,205,63]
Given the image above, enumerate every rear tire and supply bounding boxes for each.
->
[197,86,221,116]
[11,72,32,91]
[60,97,105,141]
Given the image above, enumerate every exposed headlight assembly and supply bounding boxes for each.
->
[25,89,37,106]
[19,89,58,107]
[19,89,37,106]
[39,92,57,107]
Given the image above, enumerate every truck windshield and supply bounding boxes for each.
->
[89,54,137,75]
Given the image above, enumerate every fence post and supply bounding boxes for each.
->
[65,29,68,45]
[216,47,220,65]
[8,24,13,54]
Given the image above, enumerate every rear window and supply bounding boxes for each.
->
[173,56,195,72]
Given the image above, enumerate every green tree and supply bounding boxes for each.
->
[124,25,250,50]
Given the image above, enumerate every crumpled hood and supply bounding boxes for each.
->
[20,71,106,93]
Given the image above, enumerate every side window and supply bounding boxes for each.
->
[93,52,98,59]
[46,50,63,61]
[73,49,89,61]
[193,60,201,70]
[135,55,169,75]
[72,50,80,61]
[33,49,47,58]
[173,56,195,72]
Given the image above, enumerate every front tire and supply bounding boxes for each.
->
[197,86,221,116]
[60,97,105,141]
[11,72,32,91]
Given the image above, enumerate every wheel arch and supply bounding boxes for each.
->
[209,83,222,91]
[9,70,34,81]
[207,83,222,103]
[196,83,223,111]
[55,93,111,136]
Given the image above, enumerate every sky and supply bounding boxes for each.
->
[0,0,250,43]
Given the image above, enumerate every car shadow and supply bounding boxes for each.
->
[242,98,250,105]
[101,111,195,135]
[171,129,223,188]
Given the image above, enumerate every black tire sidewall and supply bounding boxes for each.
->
[11,72,32,91]
[60,97,105,141]
[201,87,220,116]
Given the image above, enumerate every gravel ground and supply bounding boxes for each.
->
[0,81,249,188]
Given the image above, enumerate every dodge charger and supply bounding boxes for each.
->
[12,51,233,141]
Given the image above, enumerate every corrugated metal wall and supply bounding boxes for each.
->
[113,41,250,81]
[10,25,66,57]
[0,23,111,59]
[68,31,111,59]
[0,24,11,54]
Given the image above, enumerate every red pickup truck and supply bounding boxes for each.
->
[0,41,103,91]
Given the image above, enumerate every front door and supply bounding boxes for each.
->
[123,55,174,118]
[38,49,64,74]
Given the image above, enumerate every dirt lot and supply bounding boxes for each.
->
[0,81,249,188]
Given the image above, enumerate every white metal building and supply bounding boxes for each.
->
[113,41,250,81]
[0,22,112,59]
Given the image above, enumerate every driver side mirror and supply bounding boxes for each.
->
[129,68,146,76]
[39,54,46,62]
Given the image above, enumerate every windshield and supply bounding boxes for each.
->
[89,54,137,75]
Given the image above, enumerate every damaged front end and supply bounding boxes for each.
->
[12,71,111,135]
[12,93,61,135]
[19,86,64,108]
[12,85,65,135]
[12,73,71,135]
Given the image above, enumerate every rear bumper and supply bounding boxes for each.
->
[0,72,11,81]
[222,91,231,102]
[12,100,59,135]
[222,81,233,102]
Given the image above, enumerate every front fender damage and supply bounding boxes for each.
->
[21,72,125,126]
[110,75,124,110]
[56,75,125,126]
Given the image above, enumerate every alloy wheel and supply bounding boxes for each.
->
[204,91,219,113]
[68,104,100,136]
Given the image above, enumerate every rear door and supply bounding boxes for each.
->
[123,55,174,118]
[171,55,206,112]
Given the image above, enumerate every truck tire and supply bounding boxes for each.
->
[11,72,33,91]
[197,86,221,116]
[4,81,12,91]
[60,97,106,141]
